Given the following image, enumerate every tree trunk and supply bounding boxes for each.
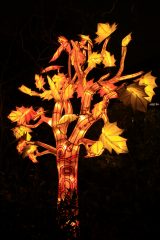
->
[56,141,80,239]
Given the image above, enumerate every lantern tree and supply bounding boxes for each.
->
[8,22,157,239]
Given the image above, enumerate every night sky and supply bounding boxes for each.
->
[1,0,160,239]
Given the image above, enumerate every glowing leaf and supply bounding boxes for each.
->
[23,145,37,157]
[92,101,106,118]
[23,145,38,163]
[58,114,78,125]
[63,84,74,100]
[58,36,68,44]
[88,52,102,68]
[102,50,116,67]
[8,106,36,124]
[49,45,64,62]
[47,76,61,101]
[28,154,38,163]
[71,43,86,66]
[100,122,128,154]
[121,33,132,46]
[19,85,32,96]
[76,82,84,98]
[35,74,45,90]
[118,83,148,112]
[49,36,71,62]
[52,73,67,91]
[33,107,45,121]
[12,126,32,140]
[17,139,27,153]
[40,90,53,100]
[138,72,157,101]
[89,140,104,157]
[79,34,93,46]
[95,22,117,44]
[41,65,62,73]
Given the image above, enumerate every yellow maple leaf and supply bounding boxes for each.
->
[17,139,27,153]
[8,106,36,124]
[121,33,132,46]
[12,126,32,140]
[63,84,74,100]
[118,83,148,112]
[100,122,128,154]
[47,76,61,101]
[79,34,93,46]
[88,52,102,68]
[138,72,157,102]
[23,145,37,157]
[8,109,23,123]
[19,85,32,96]
[95,22,117,44]
[35,74,45,90]
[40,90,53,100]
[52,73,67,91]
[58,114,78,125]
[92,101,106,119]
[23,145,38,163]
[102,50,116,67]
[88,140,104,157]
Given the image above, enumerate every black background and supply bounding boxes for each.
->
[1,1,160,239]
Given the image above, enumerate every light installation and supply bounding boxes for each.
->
[8,22,157,239]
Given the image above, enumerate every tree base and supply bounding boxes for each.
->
[57,189,80,239]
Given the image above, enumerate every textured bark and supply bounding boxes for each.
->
[56,141,80,238]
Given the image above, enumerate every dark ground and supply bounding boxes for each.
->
[1,0,160,239]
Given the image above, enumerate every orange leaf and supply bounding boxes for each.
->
[35,74,45,90]
[52,73,67,91]
[95,22,117,44]
[102,50,116,67]
[79,34,93,47]
[40,90,53,100]
[41,65,63,73]
[63,84,74,100]
[88,52,102,68]
[28,154,38,163]
[8,106,36,124]
[76,82,84,98]
[22,145,38,163]
[19,85,32,96]
[121,33,132,47]
[49,45,64,62]
[17,139,27,153]
[47,76,61,101]
[12,126,32,140]
[118,83,148,112]
[49,36,71,62]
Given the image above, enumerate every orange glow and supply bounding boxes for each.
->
[8,21,157,237]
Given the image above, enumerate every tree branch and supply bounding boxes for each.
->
[79,138,96,146]
[29,140,57,156]
[36,150,54,157]
[69,114,101,145]
[60,100,73,135]
[24,118,43,128]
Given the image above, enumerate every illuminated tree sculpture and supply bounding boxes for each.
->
[8,23,157,238]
